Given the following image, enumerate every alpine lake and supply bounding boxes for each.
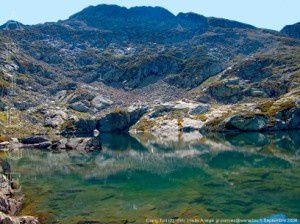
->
[1,131,299,224]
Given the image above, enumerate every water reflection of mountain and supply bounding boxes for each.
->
[3,131,299,180]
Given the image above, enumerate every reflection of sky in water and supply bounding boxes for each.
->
[3,131,300,224]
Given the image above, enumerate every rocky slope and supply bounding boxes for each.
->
[0,4,299,136]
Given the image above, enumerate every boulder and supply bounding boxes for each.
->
[69,101,90,113]
[33,141,52,150]
[208,82,243,104]
[0,174,24,218]
[180,118,204,132]
[13,101,35,111]
[98,105,148,133]
[196,95,211,103]
[65,138,101,152]
[287,108,300,129]
[0,101,6,111]
[21,137,49,145]
[44,109,67,128]
[73,119,97,134]
[0,213,39,224]
[91,96,113,110]
[189,103,211,115]
[148,105,174,118]
[69,92,95,104]
[45,116,65,128]
[223,115,268,131]
[273,107,300,130]
[249,89,268,97]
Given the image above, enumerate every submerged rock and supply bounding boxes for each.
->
[51,137,102,152]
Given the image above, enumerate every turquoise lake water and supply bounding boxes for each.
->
[2,131,300,224]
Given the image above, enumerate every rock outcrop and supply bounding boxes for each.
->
[5,136,103,152]
[0,174,38,224]
[70,105,148,134]
[202,90,300,132]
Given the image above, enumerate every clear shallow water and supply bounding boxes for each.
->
[2,131,300,224]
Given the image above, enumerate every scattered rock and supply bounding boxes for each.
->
[0,101,6,111]
[249,89,268,97]
[0,212,39,224]
[13,101,35,111]
[65,138,101,152]
[91,96,113,110]
[180,118,204,132]
[189,103,211,115]
[69,92,95,104]
[44,109,68,128]
[69,102,90,113]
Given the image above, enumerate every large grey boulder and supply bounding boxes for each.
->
[65,138,101,152]
[69,92,95,104]
[223,115,268,131]
[21,136,49,144]
[44,109,67,128]
[69,105,148,134]
[69,101,90,113]
[91,96,113,110]
[98,105,148,132]
[273,107,300,130]
[189,103,211,115]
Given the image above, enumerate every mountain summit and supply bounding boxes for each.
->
[68,4,176,30]
[0,20,24,30]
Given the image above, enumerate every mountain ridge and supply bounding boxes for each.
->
[0,4,299,136]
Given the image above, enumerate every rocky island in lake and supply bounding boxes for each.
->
[0,2,299,224]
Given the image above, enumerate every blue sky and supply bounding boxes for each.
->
[0,0,299,31]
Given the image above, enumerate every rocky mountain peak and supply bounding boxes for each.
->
[281,22,300,39]
[0,20,24,31]
[69,4,174,22]
[66,4,176,31]
[69,4,128,19]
